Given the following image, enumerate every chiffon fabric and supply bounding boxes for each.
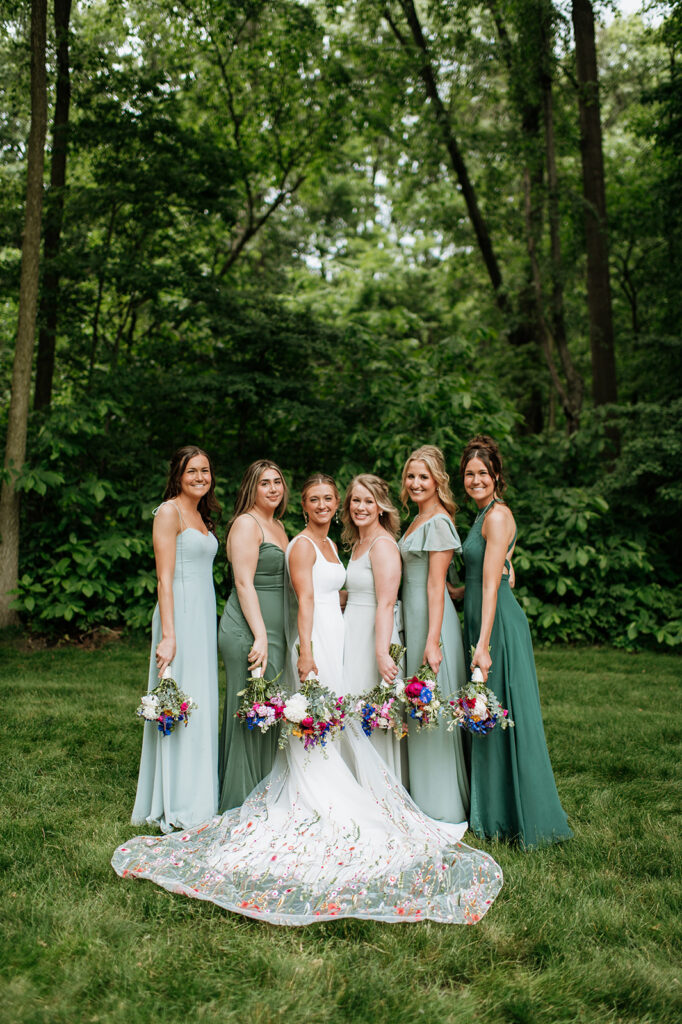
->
[463,499,572,848]
[343,537,407,783]
[113,529,503,925]
[218,536,286,812]
[131,506,219,834]
[399,514,470,823]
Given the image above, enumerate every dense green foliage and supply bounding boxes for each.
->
[1,637,680,1023]
[1,1,680,645]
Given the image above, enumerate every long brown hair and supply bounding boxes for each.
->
[226,459,289,540]
[341,474,400,548]
[163,445,221,534]
[400,445,458,521]
[459,435,507,497]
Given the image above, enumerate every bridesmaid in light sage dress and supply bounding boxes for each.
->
[217,461,289,812]
[460,436,572,848]
[341,474,406,782]
[132,446,221,834]
[398,445,469,824]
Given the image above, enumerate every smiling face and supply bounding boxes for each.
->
[349,482,380,531]
[302,482,339,529]
[463,456,497,508]
[404,460,438,508]
[179,453,212,502]
[253,467,285,516]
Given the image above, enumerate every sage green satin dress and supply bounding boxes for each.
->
[217,542,286,811]
[463,500,572,848]
[398,514,469,824]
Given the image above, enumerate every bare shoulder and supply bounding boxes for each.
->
[230,513,261,543]
[289,533,316,566]
[369,534,400,564]
[483,503,515,540]
[153,502,180,532]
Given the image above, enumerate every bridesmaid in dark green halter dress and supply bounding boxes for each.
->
[460,436,572,849]
[217,461,289,812]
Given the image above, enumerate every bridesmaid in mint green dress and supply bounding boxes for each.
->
[132,446,221,833]
[398,445,469,823]
[218,461,289,812]
[460,435,572,849]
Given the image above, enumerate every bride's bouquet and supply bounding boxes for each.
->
[446,661,514,735]
[354,643,408,740]
[136,667,198,736]
[401,661,445,729]
[280,675,353,752]
[235,667,287,733]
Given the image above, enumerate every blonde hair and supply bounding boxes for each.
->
[400,445,458,521]
[300,473,339,503]
[341,475,400,548]
[226,459,289,539]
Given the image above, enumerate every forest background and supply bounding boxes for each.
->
[0,0,680,651]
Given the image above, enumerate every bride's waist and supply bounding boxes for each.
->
[345,594,377,608]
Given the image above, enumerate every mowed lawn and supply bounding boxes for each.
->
[0,635,680,1024]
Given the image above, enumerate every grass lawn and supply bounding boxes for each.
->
[0,634,680,1024]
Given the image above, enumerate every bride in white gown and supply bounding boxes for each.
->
[112,474,502,925]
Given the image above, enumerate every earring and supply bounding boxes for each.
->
[303,511,308,525]
[334,510,340,524]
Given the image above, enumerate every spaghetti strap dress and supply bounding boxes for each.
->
[217,518,287,812]
[131,503,219,834]
[343,536,407,783]
[462,499,572,848]
[398,514,469,824]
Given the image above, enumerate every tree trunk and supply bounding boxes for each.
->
[386,0,506,305]
[0,0,48,627]
[34,0,72,411]
[572,0,618,409]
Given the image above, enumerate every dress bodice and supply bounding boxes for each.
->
[462,500,516,588]
[173,528,218,582]
[345,550,377,609]
[398,513,462,585]
[286,535,345,605]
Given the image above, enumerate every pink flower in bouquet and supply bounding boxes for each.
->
[301,716,315,729]
[405,680,424,698]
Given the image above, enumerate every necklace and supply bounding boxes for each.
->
[414,503,441,521]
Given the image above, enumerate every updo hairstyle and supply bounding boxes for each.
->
[459,435,507,496]
[300,473,340,503]
[400,444,458,521]
[341,474,400,548]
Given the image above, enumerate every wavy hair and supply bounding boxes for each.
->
[400,445,457,521]
[163,445,221,534]
[341,474,400,548]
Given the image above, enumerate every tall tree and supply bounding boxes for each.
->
[34,0,72,410]
[0,0,48,627]
[572,0,618,409]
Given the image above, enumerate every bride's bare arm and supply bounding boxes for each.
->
[288,538,319,681]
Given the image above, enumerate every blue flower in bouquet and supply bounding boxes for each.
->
[420,686,432,704]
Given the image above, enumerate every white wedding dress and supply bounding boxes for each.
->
[111,534,502,925]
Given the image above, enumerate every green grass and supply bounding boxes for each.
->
[0,635,680,1024]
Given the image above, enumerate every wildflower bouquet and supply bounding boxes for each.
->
[354,643,408,740]
[136,667,197,736]
[235,667,287,734]
[447,664,514,735]
[401,661,445,729]
[280,675,353,752]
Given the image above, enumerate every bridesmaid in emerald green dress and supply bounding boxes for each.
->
[398,445,469,824]
[217,461,289,812]
[460,435,572,849]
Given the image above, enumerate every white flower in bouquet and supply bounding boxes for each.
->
[140,695,159,720]
[472,696,488,719]
[432,699,441,711]
[283,692,309,723]
[394,680,405,698]
[377,716,389,728]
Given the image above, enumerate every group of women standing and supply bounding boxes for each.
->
[114,438,571,925]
